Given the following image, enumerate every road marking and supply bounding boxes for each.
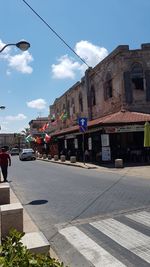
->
[60,226,125,267]
[125,211,150,227]
[91,218,150,264]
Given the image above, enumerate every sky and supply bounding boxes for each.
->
[0,0,150,133]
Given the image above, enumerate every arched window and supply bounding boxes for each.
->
[104,73,113,100]
[79,92,83,112]
[131,63,144,90]
[90,85,96,106]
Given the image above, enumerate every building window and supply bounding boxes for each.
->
[67,100,70,117]
[79,92,83,112]
[131,63,144,90]
[90,85,96,106]
[63,103,66,111]
[104,73,113,100]
[71,98,75,113]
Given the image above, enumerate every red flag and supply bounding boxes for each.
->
[44,134,51,143]
[42,123,49,131]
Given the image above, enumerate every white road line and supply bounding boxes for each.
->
[60,226,125,267]
[125,211,150,227]
[91,218,150,264]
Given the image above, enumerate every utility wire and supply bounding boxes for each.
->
[22,0,90,68]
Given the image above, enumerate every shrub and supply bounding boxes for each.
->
[0,229,68,267]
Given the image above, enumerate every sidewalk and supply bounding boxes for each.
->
[10,187,59,260]
[37,157,150,179]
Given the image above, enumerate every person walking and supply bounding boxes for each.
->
[0,148,11,182]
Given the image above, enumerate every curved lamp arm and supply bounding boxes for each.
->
[0,41,30,53]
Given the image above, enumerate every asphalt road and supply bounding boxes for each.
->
[9,157,150,267]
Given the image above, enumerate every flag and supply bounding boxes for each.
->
[41,122,49,132]
[144,121,150,147]
[44,134,51,143]
[35,137,42,144]
[62,112,68,121]
[59,112,64,121]
[51,120,57,126]
[25,135,33,143]
[50,114,55,122]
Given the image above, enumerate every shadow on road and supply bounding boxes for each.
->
[25,199,48,205]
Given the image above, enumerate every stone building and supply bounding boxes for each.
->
[47,44,150,163]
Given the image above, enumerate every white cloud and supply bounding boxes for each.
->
[51,40,108,79]
[8,51,33,74]
[52,55,80,79]
[5,113,27,121]
[75,40,108,68]
[27,98,47,110]
[0,39,33,74]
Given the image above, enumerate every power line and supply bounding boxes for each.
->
[22,0,90,68]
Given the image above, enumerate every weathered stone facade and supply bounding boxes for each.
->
[49,43,150,132]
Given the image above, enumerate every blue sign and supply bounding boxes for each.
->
[78,117,87,132]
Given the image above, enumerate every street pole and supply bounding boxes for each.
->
[82,132,85,165]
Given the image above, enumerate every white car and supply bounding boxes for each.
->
[19,148,36,161]
[10,148,20,155]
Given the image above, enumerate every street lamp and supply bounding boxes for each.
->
[0,106,5,110]
[0,40,30,53]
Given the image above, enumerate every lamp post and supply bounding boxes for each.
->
[0,40,30,53]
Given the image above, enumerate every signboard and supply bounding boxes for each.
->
[79,117,87,132]
[105,125,144,133]
[88,137,92,150]
[64,139,67,149]
[101,134,109,147]
[102,147,111,161]
[74,138,78,149]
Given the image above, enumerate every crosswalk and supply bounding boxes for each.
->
[59,210,150,266]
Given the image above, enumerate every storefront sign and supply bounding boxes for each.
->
[65,134,75,139]
[105,125,144,133]
[88,137,92,150]
[101,134,109,147]
[102,146,111,161]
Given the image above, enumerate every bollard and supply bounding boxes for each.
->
[47,154,52,160]
[115,158,123,168]
[0,203,23,239]
[43,154,47,159]
[21,231,50,254]
[70,156,76,163]
[60,155,66,162]
[54,155,59,161]
[0,183,10,205]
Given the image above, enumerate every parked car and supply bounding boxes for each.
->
[10,148,20,155]
[19,148,36,161]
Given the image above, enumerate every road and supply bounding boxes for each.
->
[9,157,150,267]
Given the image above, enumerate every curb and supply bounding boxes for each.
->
[37,158,98,169]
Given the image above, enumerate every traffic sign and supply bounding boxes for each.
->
[78,117,87,132]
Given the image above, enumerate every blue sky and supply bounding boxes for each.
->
[0,0,150,133]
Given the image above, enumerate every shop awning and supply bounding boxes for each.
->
[51,110,150,137]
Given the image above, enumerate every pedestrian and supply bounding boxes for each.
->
[0,148,11,182]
